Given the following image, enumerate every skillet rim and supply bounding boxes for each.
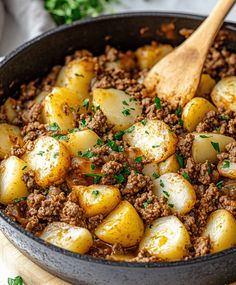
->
[0,11,236,268]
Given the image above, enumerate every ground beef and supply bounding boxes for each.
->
[60,200,85,227]
[217,142,236,162]
[219,195,236,216]
[134,191,171,223]
[122,171,153,195]
[87,214,104,232]
[177,134,194,159]
[193,236,211,257]
[22,170,36,192]
[132,249,162,262]
[87,110,110,136]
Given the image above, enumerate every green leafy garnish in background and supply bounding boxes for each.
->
[44,0,118,25]
[8,276,25,285]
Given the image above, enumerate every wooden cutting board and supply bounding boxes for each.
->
[1,230,236,285]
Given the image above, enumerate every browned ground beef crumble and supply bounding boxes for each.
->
[1,29,236,263]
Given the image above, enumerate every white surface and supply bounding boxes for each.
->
[0,0,236,284]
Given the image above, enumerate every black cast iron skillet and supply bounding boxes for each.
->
[0,12,236,285]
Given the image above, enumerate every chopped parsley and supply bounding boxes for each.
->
[219,114,228,120]
[199,134,210,138]
[85,173,104,184]
[152,144,160,148]
[178,119,184,126]
[47,122,60,132]
[168,203,174,208]
[68,128,80,133]
[152,172,160,179]
[92,190,100,198]
[176,153,184,168]
[74,73,84,77]
[36,151,45,156]
[113,131,124,140]
[53,152,59,158]
[95,138,104,146]
[214,127,220,131]
[81,149,94,158]
[160,179,165,187]
[91,163,95,171]
[207,162,212,174]
[107,140,124,152]
[134,156,144,163]
[122,109,131,116]
[162,190,169,198]
[211,141,220,153]
[82,98,90,110]
[175,106,182,117]
[14,197,27,203]
[216,180,223,189]
[145,130,149,135]
[8,276,25,285]
[114,173,125,184]
[141,118,147,126]
[148,224,153,229]
[22,165,27,171]
[122,164,131,175]
[122,100,129,106]
[154,96,161,109]
[125,125,135,133]
[183,171,191,182]
[53,135,68,140]
[143,199,152,208]
[80,118,87,128]
[222,160,230,168]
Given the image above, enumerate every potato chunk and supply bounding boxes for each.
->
[192,133,234,163]
[0,123,23,159]
[1,98,17,123]
[218,160,236,179]
[196,74,216,98]
[93,88,142,131]
[211,76,236,112]
[40,222,93,254]
[56,58,94,102]
[41,87,80,133]
[74,185,121,217]
[139,216,190,260]
[182,97,216,132]
[153,173,196,215]
[123,119,177,163]
[0,156,29,205]
[65,130,100,157]
[95,201,144,247]
[202,209,236,253]
[142,162,160,180]
[136,43,173,70]
[23,136,70,188]
[34,91,49,104]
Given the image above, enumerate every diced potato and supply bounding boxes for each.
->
[218,160,236,179]
[157,154,180,175]
[64,130,100,157]
[56,58,94,102]
[192,133,235,163]
[73,185,121,217]
[211,76,236,112]
[196,74,216,98]
[123,119,178,163]
[22,136,70,188]
[136,43,173,70]
[41,87,80,133]
[0,123,23,159]
[202,209,236,253]
[34,91,49,104]
[95,201,144,247]
[182,97,216,132]
[93,88,142,131]
[139,216,190,260]
[153,173,196,215]
[125,147,143,162]
[143,162,160,180]
[1,98,17,123]
[68,157,101,175]
[0,156,29,205]
[40,222,93,254]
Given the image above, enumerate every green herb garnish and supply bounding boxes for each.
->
[216,180,223,189]
[178,119,184,126]
[175,106,182,117]
[122,109,131,116]
[222,160,230,168]
[134,156,144,163]
[82,98,90,110]
[183,171,191,182]
[36,151,45,156]
[114,173,125,184]
[53,152,59,158]
[143,199,152,208]
[48,122,60,132]
[152,172,160,179]
[141,118,147,126]
[53,135,68,140]
[154,96,161,109]
[176,153,184,168]
[81,149,94,158]
[199,135,210,138]
[8,276,25,285]
[211,141,220,153]
[91,163,95,171]
[85,173,104,184]
[152,144,160,148]
[22,165,27,171]
[68,128,80,133]
[168,203,174,208]
[162,190,169,198]
[14,197,27,203]
[160,179,164,187]
[207,162,212,174]
[107,140,124,152]
[92,190,100,198]
[95,138,104,146]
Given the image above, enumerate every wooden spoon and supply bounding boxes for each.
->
[144,0,235,107]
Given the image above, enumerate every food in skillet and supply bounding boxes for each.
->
[0,35,236,262]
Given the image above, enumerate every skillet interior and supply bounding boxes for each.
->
[0,12,236,285]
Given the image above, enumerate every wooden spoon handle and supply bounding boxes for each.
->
[183,0,235,60]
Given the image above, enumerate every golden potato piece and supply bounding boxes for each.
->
[95,201,144,247]
[153,173,196,215]
[0,156,29,205]
[93,88,142,131]
[1,98,17,123]
[182,97,216,132]
[74,185,121,217]
[192,133,234,163]
[202,209,236,253]
[157,154,180,175]
[123,119,178,163]
[22,136,70,188]
[40,222,93,254]
[139,216,190,261]
[34,91,49,104]
[56,58,94,103]
[136,43,173,70]
[0,123,23,159]
[142,162,160,180]
[65,130,100,157]
[211,76,236,112]
[41,87,80,133]
[196,74,216,98]
[218,160,236,179]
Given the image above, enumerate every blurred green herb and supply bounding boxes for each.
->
[8,276,25,285]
